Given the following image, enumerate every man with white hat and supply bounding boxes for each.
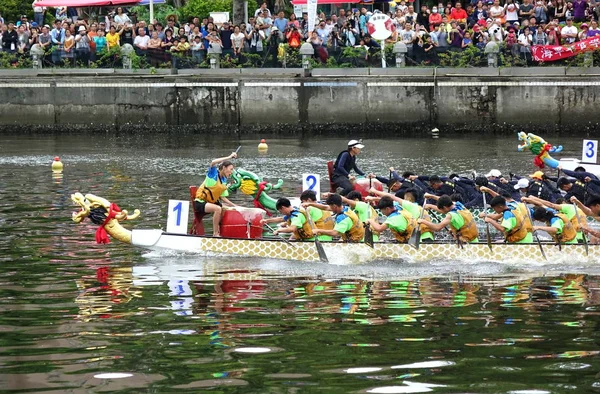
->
[332,139,368,196]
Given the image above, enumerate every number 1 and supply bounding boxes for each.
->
[173,201,182,226]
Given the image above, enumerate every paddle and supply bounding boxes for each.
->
[408,200,428,250]
[263,223,296,247]
[235,145,242,155]
[482,192,493,251]
[573,203,589,256]
[525,205,547,261]
[305,207,329,263]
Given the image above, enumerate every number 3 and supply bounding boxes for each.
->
[586,141,596,159]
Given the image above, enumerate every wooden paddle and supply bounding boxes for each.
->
[573,202,589,256]
[263,223,296,247]
[482,192,493,251]
[408,200,428,250]
[525,205,547,261]
[363,186,374,248]
[305,207,329,263]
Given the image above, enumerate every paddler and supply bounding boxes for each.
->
[367,187,434,242]
[522,195,586,243]
[305,191,377,241]
[527,171,562,202]
[299,189,335,241]
[483,196,533,243]
[366,196,417,243]
[417,195,479,243]
[332,139,371,196]
[312,194,365,242]
[571,195,600,242]
[194,151,238,237]
[531,206,578,244]
[262,198,316,241]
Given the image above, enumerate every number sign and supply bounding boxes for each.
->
[167,200,190,234]
[302,173,321,199]
[582,139,598,163]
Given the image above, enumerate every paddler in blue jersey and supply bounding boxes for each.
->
[417,195,479,243]
[312,194,365,242]
[332,139,372,196]
[483,196,533,243]
[194,151,238,237]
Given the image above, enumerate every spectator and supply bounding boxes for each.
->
[39,25,51,54]
[337,9,347,28]
[572,0,587,23]
[429,6,443,31]
[254,2,271,18]
[449,21,464,49]
[273,11,288,32]
[434,22,450,51]
[246,23,264,55]
[93,28,107,59]
[316,20,330,43]
[120,23,134,46]
[461,30,473,48]
[155,23,165,40]
[32,2,46,27]
[16,25,30,54]
[450,2,468,23]
[231,25,245,57]
[489,0,505,24]
[55,6,67,21]
[220,22,233,58]
[258,10,273,37]
[417,5,430,27]
[505,0,519,24]
[288,13,300,29]
[519,0,535,20]
[63,28,75,65]
[475,32,487,49]
[114,7,131,27]
[533,1,549,24]
[587,20,600,37]
[74,25,91,65]
[162,28,176,61]
[190,35,204,63]
[50,21,64,63]
[264,26,282,66]
[2,23,18,53]
[285,24,302,48]
[578,23,589,41]
[561,17,577,44]
[400,22,416,59]
[533,24,548,44]
[518,26,532,61]
[133,27,149,56]
[106,25,121,50]
[554,0,567,23]
[67,7,78,23]
[546,21,561,44]
[405,5,417,25]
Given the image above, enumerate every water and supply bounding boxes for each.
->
[1,132,600,393]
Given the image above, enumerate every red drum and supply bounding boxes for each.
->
[353,178,383,198]
[220,207,265,239]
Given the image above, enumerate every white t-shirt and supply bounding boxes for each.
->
[505,3,520,21]
[231,32,245,49]
[561,25,577,43]
[134,35,150,48]
[490,5,505,18]
[518,32,532,45]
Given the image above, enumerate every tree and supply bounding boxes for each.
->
[180,0,257,22]
[2,0,33,24]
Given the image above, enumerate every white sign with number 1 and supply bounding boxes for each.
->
[167,200,190,234]
[582,139,598,163]
[302,174,321,200]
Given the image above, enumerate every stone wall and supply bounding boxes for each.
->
[1,67,599,133]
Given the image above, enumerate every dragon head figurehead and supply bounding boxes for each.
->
[71,192,140,244]
[227,168,283,214]
[517,132,563,169]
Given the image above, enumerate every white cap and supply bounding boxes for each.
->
[348,139,364,149]
[486,169,501,178]
[514,178,529,190]
[78,25,86,32]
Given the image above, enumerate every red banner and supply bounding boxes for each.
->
[531,36,600,62]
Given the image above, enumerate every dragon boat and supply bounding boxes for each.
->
[71,191,599,264]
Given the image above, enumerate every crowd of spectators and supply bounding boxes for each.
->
[1,0,600,68]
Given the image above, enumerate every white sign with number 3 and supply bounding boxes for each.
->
[582,140,598,164]
[302,174,321,199]
[167,200,190,234]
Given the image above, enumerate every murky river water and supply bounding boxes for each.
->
[1,132,599,393]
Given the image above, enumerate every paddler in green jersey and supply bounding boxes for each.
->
[367,187,434,242]
[484,196,533,243]
[418,195,480,243]
[571,195,600,242]
[261,198,316,241]
[522,195,585,242]
[366,196,416,243]
[299,190,335,241]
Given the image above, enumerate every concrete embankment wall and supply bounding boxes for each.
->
[1,67,600,133]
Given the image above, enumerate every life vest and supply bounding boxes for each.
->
[337,207,364,242]
[514,202,534,235]
[417,205,434,236]
[355,204,381,237]
[313,209,335,231]
[449,208,478,242]
[568,207,586,233]
[551,213,577,243]
[286,208,314,240]
[388,209,416,243]
[333,150,356,177]
[504,206,529,243]
[195,174,228,203]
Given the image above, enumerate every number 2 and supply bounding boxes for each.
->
[306,175,317,190]
[173,201,182,226]
[586,141,596,159]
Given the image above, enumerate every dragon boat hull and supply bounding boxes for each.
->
[130,229,596,263]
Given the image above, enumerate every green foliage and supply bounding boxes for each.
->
[438,46,485,67]
[179,0,258,22]
[2,0,32,23]
[129,4,179,24]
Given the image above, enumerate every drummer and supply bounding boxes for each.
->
[332,139,369,196]
[194,151,239,237]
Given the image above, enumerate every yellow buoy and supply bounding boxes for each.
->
[51,156,63,172]
[258,139,268,152]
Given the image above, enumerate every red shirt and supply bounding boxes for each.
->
[450,8,468,22]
